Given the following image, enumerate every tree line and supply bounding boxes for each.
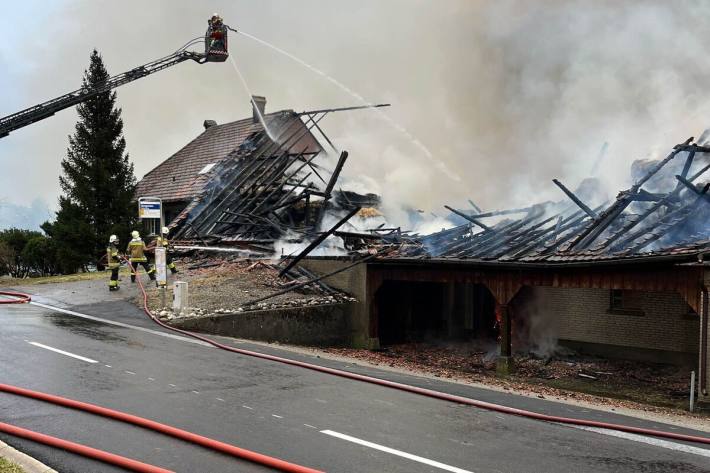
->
[0,50,137,278]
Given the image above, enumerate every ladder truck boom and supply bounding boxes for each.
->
[0,14,230,139]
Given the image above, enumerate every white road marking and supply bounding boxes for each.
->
[321,430,474,473]
[216,398,225,402]
[27,342,98,364]
[169,384,177,387]
[272,414,283,419]
[303,424,317,429]
[148,377,155,381]
[104,364,112,368]
[192,390,200,394]
[124,370,136,375]
[571,425,710,459]
[30,301,211,347]
[242,405,253,410]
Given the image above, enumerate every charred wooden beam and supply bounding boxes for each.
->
[469,207,534,218]
[467,199,483,214]
[279,206,362,276]
[444,205,491,231]
[552,179,597,218]
[324,151,349,198]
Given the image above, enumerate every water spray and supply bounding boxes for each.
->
[227,55,277,142]
[227,26,459,181]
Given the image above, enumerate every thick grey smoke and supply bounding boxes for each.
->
[2,1,710,228]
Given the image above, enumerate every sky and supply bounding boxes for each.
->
[2,1,710,229]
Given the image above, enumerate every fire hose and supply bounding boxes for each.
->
[0,291,31,304]
[125,259,710,447]
[0,384,323,473]
[0,421,173,473]
[0,289,323,472]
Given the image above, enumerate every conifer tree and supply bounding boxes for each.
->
[46,50,136,272]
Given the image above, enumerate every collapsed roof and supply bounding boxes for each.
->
[382,137,710,263]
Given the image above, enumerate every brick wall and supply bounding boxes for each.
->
[534,287,699,355]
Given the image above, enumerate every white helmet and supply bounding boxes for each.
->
[161,227,169,235]
[109,234,118,244]
[131,230,140,239]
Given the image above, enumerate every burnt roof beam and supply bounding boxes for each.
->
[444,205,491,231]
[552,179,597,218]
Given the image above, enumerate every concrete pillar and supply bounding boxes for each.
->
[699,287,709,407]
[496,303,514,375]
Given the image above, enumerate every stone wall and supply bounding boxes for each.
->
[300,257,374,348]
[172,303,353,346]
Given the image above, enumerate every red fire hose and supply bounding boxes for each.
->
[0,384,323,473]
[0,421,173,473]
[0,291,31,304]
[128,260,710,447]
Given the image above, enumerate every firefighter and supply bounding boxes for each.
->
[107,234,121,291]
[156,226,178,274]
[127,230,155,283]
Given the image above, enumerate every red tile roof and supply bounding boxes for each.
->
[135,112,283,202]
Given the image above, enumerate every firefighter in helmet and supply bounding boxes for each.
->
[107,234,121,291]
[155,226,178,274]
[127,230,155,282]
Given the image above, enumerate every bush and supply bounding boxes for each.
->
[21,236,58,276]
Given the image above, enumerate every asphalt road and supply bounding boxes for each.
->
[1,285,710,472]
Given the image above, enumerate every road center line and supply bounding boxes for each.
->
[570,425,710,458]
[29,301,211,347]
[321,430,474,473]
[27,341,98,364]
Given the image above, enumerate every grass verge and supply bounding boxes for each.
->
[0,457,25,473]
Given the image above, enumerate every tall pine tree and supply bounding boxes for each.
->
[46,50,136,272]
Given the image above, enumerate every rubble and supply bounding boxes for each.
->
[321,342,698,412]
[143,256,358,317]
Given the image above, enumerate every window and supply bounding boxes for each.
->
[608,289,644,316]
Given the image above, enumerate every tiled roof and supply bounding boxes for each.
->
[135,111,290,202]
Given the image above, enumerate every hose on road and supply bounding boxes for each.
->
[0,421,173,473]
[0,291,31,304]
[0,383,324,473]
[129,261,710,447]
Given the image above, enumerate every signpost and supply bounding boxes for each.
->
[138,196,167,306]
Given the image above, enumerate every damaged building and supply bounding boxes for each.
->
[135,96,384,248]
[135,104,710,406]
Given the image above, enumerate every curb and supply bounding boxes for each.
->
[0,440,57,473]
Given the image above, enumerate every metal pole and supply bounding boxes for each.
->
[690,370,696,412]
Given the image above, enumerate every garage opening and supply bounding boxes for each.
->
[376,281,497,345]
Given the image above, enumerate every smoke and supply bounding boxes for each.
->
[3,1,710,227]
[514,287,559,358]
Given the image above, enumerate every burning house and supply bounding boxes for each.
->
[301,136,710,406]
[136,104,710,406]
[135,96,386,245]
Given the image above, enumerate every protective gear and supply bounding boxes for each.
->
[127,238,148,262]
[162,227,169,235]
[107,241,121,291]
[155,233,178,274]
[106,245,121,269]
[127,235,155,282]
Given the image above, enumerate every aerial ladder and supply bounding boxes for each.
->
[0,14,230,139]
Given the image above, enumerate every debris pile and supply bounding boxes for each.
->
[381,137,710,262]
[145,257,357,317]
[322,342,693,410]
[170,107,388,251]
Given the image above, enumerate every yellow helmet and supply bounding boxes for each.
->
[162,227,169,235]
[131,230,140,239]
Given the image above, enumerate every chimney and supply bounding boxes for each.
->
[251,95,267,124]
[203,119,217,130]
